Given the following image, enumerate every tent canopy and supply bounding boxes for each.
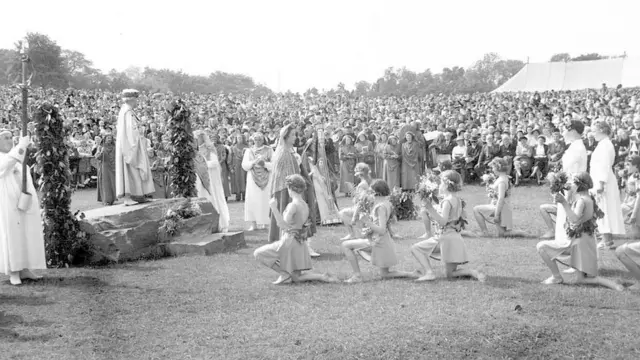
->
[493,58,640,92]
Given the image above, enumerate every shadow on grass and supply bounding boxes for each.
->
[0,311,55,343]
[484,275,539,289]
[34,276,109,288]
[314,252,345,262]
[0,294,52,306]
[105,264,164,272]
[599,268,632,278]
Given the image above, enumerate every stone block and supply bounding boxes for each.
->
[80,197,224,263]
[163,231,246,257]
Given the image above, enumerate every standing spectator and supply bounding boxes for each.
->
[230,133,248,201]
[95,134,116,205]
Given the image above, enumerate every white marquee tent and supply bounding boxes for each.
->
[493,58,640,92]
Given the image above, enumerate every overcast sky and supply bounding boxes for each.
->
[1,0,638,92]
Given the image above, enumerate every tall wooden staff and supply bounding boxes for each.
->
[18,41,32,211]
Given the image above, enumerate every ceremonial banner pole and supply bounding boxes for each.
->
[18,41,32,211]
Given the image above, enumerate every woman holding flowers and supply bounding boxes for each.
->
[411,170,486,282]
[341,179,417,283]
[536,172,623,290]
[242,132,273,231]
[254,174,336,285]
[473,158,524,237]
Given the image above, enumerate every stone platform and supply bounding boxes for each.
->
[79,198,245,263]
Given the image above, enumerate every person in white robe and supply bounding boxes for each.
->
[242,132,273,231]
[590,121,625,249]
[115,89,155,206]
[194,131,230,232]
[0,132,46,285]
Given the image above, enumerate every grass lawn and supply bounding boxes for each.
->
[1,184,640,360]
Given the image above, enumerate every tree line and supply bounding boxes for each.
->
[0,32,623,97]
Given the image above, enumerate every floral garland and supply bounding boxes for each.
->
[166,99,196,198]
[34,102,94,266]
[431,199,468,236]
[158,199,203,238]
[564,194,605,239]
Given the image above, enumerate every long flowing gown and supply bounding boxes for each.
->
[242,145,273,226]
[268,145,317,242]
[195,146,230,232]
[554,139,588,242]
[383,143,401,190]
[96,143,116,205]
[590,137,625,235]
[401,140,420,190]
[150,157,167,199]
[306,130,341,225]
[0,145,46,274]
[215,144,232,198]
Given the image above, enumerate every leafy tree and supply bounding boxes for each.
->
[572,53,608,61]
[8,33,68,88]
[549,53,571,62]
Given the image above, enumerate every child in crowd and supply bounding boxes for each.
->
[254,174,336,284]
[537,172,623,290]
[410,170,486,282]
[341,179,418,283]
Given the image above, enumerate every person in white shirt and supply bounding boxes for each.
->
[451,136,467,182]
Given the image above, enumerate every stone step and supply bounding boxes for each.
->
[162,231,246,257]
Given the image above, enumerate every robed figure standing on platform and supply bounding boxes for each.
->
[0,132,46,285]
[116,89,155,206]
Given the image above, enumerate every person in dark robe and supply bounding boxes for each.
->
[149,147,167,199]
[268,124,319,260]
[95,134,116,205]
[230,133,248,201]
[401,131,421,190]
[383,134,402,189]
[339,134,357,194]
[355,131,375,178]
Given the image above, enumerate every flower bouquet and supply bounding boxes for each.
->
[354,189,375,216]
[546,171,568,195]
[416,172,440,204]
[481,173,497,199]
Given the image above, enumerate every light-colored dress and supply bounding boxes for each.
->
[554,139,588,242]
[412,196,469,264]
[356,202,398,268]
[242,145,273,226]
[195,147,230,232]
[538,195,598,276]
[254,204,313,274]
[478,175,513,230]
[589,137,625,235]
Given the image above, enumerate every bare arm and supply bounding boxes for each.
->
[424,200,451,227]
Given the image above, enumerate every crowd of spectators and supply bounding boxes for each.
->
[1,84,639,201]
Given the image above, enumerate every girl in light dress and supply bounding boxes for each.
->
[341,179,418,283]
[254,174,336,285]
[411,171,486,282]
[473,158,526,238]
[536,172,623,290]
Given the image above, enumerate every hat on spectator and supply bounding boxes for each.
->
[122,89,139,99]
